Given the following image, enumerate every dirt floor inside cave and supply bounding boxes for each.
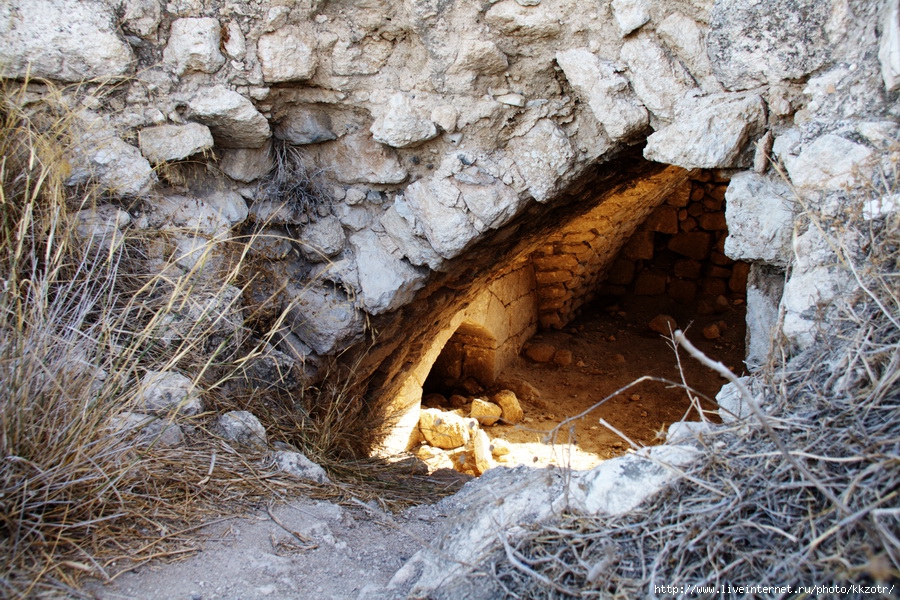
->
[468,292,748,472]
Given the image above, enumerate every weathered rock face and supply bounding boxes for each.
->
[7,0,896,454]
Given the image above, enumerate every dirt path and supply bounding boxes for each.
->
[87,496,446,600]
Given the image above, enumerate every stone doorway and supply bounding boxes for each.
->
[402,169,751,476]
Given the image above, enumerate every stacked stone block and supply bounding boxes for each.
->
[531,166,689,329]
[599,172,750,306]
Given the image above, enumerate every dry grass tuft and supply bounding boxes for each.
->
[0,80,454,598]
[485,167,900,597]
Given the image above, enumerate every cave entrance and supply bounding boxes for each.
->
[397,168,750,476]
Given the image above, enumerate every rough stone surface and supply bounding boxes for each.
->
[560,445,702,515]
[258,26,317,83]
[301,132,407,185]
[218,410,268,452]
[164,18,225,75]
[298,216,345,260]
[403,176,478,259]
[781,227,853,349]
[469,398,502,427]
[745,264,784,370]
[285,283,365,355]
[644,94,766,169]
[779,133,875,192]
[139,370,203,417]
[507,119,575,202]
[556,49,649,141]
[418,408,473,449]
[708,0,832,90]
[139,123,214,164]
[274,107,336,145]
[219,144,274,182]
[189,86,271,148]
[657,11,719,92]
[724,172,794,266]
[67,112,153,197]
[492,389,523,424]
[611,0,650,36]
[880,0,900,92]
[0,0,134,82]
[371,93,439,148]
[621,33,696,121]
[349,231,428,315]
[272,450,330,484]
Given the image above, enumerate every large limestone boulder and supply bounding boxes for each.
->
[776,132,875,192]
[780,227,854,349]
[258,26,317,83]
[371,93,439,148]
[297,216,346,261]
[620,33,697,121]
[139,123,214,165]
[611,0,650,36]
[66,112,153,197]
[348,230,428,315]
[0,0,134,82]
[403,176,479,259]
[707,0,832,90]
[299,132,407,185]
[644,94,766,169]
[284,283,365,355]
[163,17,225,75]
[558,445,701,515]
[274,107,337,145]
[556,48,649,141]
[723,172,794,266]
[189,86,271,149]
[506,119,575,202]
[219,144,274,183]
[418,408,475,449]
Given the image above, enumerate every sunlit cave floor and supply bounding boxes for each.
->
[449,294,747,472]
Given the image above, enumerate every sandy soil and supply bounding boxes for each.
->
[460,293,747,472]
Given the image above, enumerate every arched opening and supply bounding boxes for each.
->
[393,167,751,476]
[423,322,499,396]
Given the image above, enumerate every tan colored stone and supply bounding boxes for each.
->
[703,323,721,340]
[471,429,494,475]
[470,398,503,426]
[489,437,511,457]
[553,349,574,366]
[648,314,678,336]
[492,390,524,424]
[644,205,679,234]
[524,343,556,363]
[418,408,472,449]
